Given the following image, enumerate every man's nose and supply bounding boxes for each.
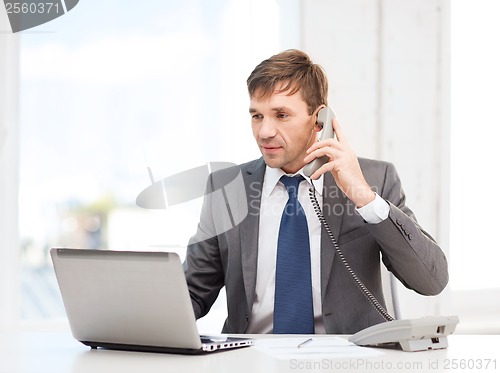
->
[259,117,277,139]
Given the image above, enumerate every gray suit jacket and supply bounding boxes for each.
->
[183,157,448,334]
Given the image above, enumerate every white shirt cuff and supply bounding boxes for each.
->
[356,193,390,224]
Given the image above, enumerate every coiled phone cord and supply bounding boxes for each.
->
[308,182,395,322]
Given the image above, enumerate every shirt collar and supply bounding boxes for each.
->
[262,165,324,197]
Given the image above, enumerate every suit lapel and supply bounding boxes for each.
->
[239,158,266,312]
[320,172,347,301]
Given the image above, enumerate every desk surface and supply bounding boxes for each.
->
[0,331,498,373]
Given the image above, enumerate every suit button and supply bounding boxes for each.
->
[396,219,402,226]
[408,234,413,240]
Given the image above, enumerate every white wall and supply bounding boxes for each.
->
[0,11,20,330]
[300,0,449,319]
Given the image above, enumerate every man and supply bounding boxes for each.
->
[183,49,448,334]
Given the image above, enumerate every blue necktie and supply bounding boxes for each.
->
[273,175,314,334]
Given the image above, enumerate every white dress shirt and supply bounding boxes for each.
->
[246,166,389,334]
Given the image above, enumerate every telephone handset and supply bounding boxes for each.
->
[303,106,336,177]
[307,164,459,352]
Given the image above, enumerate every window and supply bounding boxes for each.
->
[17,0,282,329]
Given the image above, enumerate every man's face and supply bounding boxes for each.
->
[249,87,320,174]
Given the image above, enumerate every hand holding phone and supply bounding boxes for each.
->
[303,107,336,177]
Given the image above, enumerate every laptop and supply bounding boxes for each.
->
[50,248,254,354]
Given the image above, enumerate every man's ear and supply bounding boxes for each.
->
[312,104,327,132]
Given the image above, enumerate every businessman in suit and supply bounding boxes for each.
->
[183,49,448,334]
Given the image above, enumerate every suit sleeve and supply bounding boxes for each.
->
[366,162,449,295]
[182,173,225,319]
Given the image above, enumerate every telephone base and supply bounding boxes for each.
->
[348,315,459,352]
[399,336,448,352]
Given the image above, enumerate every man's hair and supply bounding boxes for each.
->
[246,49,328,115]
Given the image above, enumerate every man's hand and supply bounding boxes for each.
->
[304,117,375,208]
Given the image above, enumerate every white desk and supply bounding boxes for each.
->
[0,331,498,373]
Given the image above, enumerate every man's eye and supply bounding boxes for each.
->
[252,114,263,120]
[277,112,289,119]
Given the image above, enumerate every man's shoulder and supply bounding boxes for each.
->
[358,156,394,171]
[208,158,264,186]
[238,158,266,173]
[357,157,398,188]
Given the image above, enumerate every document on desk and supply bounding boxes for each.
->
[254,336,383,360]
